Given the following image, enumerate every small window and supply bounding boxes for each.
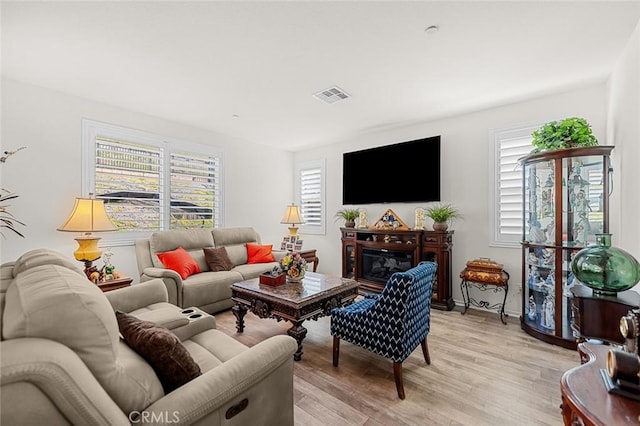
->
[295,159,326,235]
[83,119,223,244]
[491,124,539,247]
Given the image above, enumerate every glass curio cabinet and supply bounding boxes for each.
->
[520,146,614,349]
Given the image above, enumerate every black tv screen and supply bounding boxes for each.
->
[342,136,441,204]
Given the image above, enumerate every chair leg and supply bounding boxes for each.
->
[332,336,340,367]
[421,336,431,365]
[393,362,405,399]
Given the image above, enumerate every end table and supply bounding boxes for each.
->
[96,277,133,293]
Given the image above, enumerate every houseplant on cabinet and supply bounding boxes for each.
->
[335,208,360,228]
[530,117,598,153]
[425,203,459,231]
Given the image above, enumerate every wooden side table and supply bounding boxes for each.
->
[96,277,133,293]
[298,249,319,272]
[561,342,640,425]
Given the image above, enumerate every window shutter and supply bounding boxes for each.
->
[491,124,540,247]
[170,151,219,229]
[95,137,164,232]
[300,167,322,227]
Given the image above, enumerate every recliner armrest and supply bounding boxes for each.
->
[1,338,129,426]
[143,335,297,424]
[105,279,169,313]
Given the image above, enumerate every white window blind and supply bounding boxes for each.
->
[170,151,219,229]
[491,125,538,247]
[83,119,223,243]
[296,159,326,235]
[95,137,164,232]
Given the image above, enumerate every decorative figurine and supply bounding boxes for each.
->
[527,295,537,321]
[541,295,555,329]
[528,221,546,243]
[414,207,425,230]
[358,208,368,229]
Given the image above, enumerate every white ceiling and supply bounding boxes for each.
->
[2,1,640,151]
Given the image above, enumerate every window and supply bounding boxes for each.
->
[295,159,325,235]
[491,124,539,247]
[83,119,223,244]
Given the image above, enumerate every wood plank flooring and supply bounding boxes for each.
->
[214,306,579,426]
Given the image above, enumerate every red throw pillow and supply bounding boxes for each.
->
[157,246,201,279]
[246,243,275,264]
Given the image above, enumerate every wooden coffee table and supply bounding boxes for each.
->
[231,272,359,361]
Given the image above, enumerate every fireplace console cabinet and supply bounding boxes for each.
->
[340,228,454,310]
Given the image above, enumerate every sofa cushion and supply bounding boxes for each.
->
[116,311,202,393]
[203,247,234,272]
[181,271,243,309]
[149,229,214,269]
[2,264,164,413]
[157,247,201,279]
[246,243,275,264]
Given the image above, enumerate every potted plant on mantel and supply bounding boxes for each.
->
[425,203,459,232]
[530,117,598,153]
[335,208,360,228]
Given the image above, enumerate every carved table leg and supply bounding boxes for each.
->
[287,322,308,361]
[232,303,247,333]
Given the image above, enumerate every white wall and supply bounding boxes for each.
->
[295,84,608,315]
[0,78,293,278]
[607,18,640,293]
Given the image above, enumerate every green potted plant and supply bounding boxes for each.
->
[335,208,360,228]
[425,203,459,231]
[530,117,598,153]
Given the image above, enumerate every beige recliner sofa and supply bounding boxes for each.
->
[135,227,282,313]
[1,249,297,425]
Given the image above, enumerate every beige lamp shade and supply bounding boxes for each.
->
[280,204,304,236]
[58,197,116,263]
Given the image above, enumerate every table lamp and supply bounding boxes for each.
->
[280,203,304,236]
[58,195,116,278]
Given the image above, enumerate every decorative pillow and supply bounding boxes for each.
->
[246,243,275,264]
[203,247,234,271]
[115,311,202,394]
[156,246,201,279]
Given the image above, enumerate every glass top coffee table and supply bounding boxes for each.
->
[231,272,359,361]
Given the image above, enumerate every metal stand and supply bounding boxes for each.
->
[461,273,509,325]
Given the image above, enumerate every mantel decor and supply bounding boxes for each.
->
[371,209,409,230]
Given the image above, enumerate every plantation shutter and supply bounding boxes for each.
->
[95,137,164,232]
[497,135,532,243]
[300,167,322,228]
[170,151,220,229]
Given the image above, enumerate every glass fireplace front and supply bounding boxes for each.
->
[361,248,413,283]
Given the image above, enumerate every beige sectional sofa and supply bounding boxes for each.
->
[0,248,297,425]
[135,227,282,313]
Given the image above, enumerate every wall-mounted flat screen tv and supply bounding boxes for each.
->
[342,136,441,205]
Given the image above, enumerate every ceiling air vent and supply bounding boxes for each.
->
[313,86,350,104]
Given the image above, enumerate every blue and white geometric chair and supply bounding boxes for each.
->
[330,261,437,399]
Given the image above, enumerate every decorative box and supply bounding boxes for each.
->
[259,272,286,286]
[460,258,509,286]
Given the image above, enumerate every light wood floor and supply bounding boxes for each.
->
[214,306,579,426]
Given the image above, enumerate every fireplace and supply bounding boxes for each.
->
[361,248,413,283]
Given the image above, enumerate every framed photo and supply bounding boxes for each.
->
[286,243,295,251]
[282,236,291,243]
[289,236,297,244]
[280,242,287,250]
[294,243,303,251]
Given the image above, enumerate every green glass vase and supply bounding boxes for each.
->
[571,233,640,296]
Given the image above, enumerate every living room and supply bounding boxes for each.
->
[2,1,640,425]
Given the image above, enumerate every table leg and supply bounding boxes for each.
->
[232,303,247,333]
[499,285,509,325]
[287,322,308,361]
[460,279,470,315]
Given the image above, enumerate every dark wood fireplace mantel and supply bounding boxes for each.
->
[340,228,454,310]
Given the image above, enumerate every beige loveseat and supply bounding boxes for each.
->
[135,227,282,313]
[1,249,297,425]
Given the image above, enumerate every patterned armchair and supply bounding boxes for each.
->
[330,261,437,399]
